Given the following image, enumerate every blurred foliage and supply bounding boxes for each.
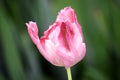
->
[0,0,120,80]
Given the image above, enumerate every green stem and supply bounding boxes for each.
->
[66,68,72,80]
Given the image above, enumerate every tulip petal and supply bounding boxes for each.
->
[57,7,77,23]
[26,21,40,45]
[45,40,64,66]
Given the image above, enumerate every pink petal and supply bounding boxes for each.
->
[26,21,39,45]
[56,7,77,23]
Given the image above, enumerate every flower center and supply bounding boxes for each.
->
[61,22,74,51]
[61,26,70,50]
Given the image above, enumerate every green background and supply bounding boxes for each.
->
[0,0,120,80]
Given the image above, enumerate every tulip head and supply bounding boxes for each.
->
[26,7,86,68]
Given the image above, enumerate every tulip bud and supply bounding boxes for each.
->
[26,7,86,68]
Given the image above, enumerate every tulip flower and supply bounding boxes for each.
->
[26,7,86,80]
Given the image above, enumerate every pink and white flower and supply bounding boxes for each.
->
[26,7,86,68]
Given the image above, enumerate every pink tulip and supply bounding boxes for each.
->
[26,7,86,68]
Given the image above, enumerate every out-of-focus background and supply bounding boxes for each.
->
[0,0,120,80]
